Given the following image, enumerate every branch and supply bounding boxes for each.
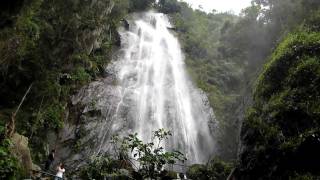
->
[5,83,33,138]
[14,83,33,116]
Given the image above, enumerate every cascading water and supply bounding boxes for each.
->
[108,12,216,163]
[55,12,218,172]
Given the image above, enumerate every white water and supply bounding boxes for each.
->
[111,12,216,163]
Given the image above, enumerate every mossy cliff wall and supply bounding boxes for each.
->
[0,0,128,177]
[234,15,320,179]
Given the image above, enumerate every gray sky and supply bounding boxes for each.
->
[180,0,252,14]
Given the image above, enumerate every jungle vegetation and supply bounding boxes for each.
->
[0,0,319,179]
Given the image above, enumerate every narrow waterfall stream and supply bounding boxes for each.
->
[107,12,216,163]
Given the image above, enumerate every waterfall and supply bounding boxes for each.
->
[107,12,216,163]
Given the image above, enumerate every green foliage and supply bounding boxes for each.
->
[1,0,319,178]
[187,164,208,180]
[80,129,186,179]
[0,0,137,169]
[256,30,320,101]
[111,129,186,179]
[128,0,155,12]
[186,158,232,180]
[207,158,233,179]
[238,20,320,179]
[158,0,181,14]
[43,104,64,130]
[71,67,91,85]
[80,155,120,179]
[0,125,20,179]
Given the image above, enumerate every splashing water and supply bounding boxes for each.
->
[107,12,216,163]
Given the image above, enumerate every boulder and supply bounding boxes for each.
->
[10,133,33,176]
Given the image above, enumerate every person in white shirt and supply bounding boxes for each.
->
[55,163,65,180]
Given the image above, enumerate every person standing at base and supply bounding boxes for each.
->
[44,149,55,171]
[55,162,65,180]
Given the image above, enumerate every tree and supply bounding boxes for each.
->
[111,129,186,179]
[129,0,155,12]
[158,0,181,14]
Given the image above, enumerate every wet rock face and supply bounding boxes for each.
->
[53,63,143,173]
[71,77,122,151]
[54,77,220,174]
[53,76,123,173]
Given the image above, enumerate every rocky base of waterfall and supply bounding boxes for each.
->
[50,73,220,176]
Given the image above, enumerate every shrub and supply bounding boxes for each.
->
[0,125,21,179]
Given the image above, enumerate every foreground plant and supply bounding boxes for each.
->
[111,128,186,179]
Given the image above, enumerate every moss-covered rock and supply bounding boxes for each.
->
[10,133,33,176]
[236,20,320,179]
